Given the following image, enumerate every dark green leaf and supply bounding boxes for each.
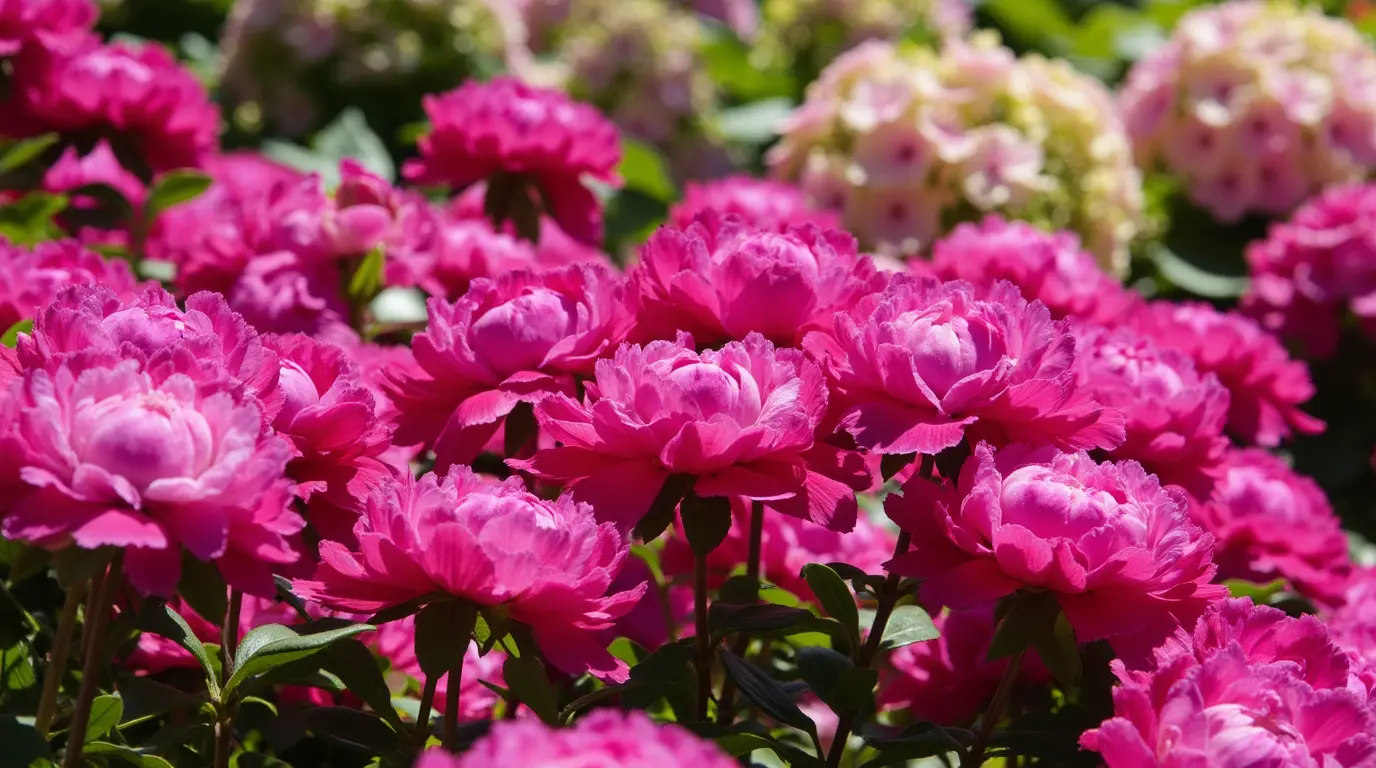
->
[719,651,816,736]
[503,401,537,458]
[225,621,372,696]
[0,134,59,175]
[709,603,817,639]
[634,474,694,543]
[681,492,733,556]
[115,674,204,723]
[1032,610,1082,687]
[83,742,174,768]
[273,576,315,622]
[802,563,860,651]
[1151,242,1249,299]
[623,640,696,719]
[145,171,213,220]
[320,639,405,731]
[0,715,49,766]
[138,601,219,698]
[302,706,400,753]
[85,694,123,740]
[176,553,227,628]
[879,453,916,482]
[617,139,676,203]
[0,319,29,348]
[502,653,560,726]
[864,722,969,764]
[364,594,431,627]
[414,601,477,679]
[715,732,777,758]
[987,592,1060,662]
[52,546,113,589]
[879,605,940,651]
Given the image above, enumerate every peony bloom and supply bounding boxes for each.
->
[367,615,505,719]
[1328,569,1376,669]
[1073,324,1230,500]
[385,263,630,470]
[803,276,1124,456]
[668,176,841,234]
[42,140,147,243]
[0,0,95,57]
[886,443,1225,660]
[0,239,138,334]
[512,332,861,533]
[1243,182,1376,358]
[627,214,886,347]
[424,709,738,768]
[403,77,621,246]
[1119,1,1376,222]
[770,36,1142,271]
[929,217,1139,326]
[1197,450,1351,606]
[294,467,645,681]
[1131,301,1323,447]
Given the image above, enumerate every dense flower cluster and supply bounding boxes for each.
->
[667,176,841,233]
[770,36,1144,271]
[1119,0,1376,222]
[0,238,139,333]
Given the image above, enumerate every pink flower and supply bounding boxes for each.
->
[424,709,737,768]
[0,239,138,334]
[803,277,1125,456]
[667,176,841,233]
[1130,301,1323,446]
[367,615,504,719]
[385,263,630,469]
[42,140,148,231]
[512,332,861,533]
[404,77,621,246]
[294,467,645,681]
[265,334,395,544]
[628,214,886,347]
[1328,569,1376,669]
[886,442,1225,660]
[0,0,94,57]
[929,217,1140,326]
[1073,324,1230,499]
[1196,449,1351,606]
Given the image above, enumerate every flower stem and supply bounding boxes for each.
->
[716,500,765,724]
[694,550,712,722]
[963,646,1027,768]
[61,555,122,768]
[213,588,243,768]
[35,583,86,737]
[414,674,439,746]
[442,603,479,752]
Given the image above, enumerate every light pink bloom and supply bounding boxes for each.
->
[512,332,860,533]
[367,615,504,719]
[886,443,1225,660]
[0,0,94,57]
[385,263,630,470]
[403,77,621,246]
[628,214,886,347]
[294,467,644,681]
[930,217,1140,326]
[0,239,138,334]
[667,176,841,233]
[803,277,1125,456]
[1073,324,1230,499]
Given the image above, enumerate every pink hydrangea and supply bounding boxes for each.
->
[803,276,1125,456]
[627,214,886,347]
[0,239,138,334]
[403,77,621,246]
[0,0,95,57]
[1196,449,1351,606]
[1073,324,1230,499]
[385,263,630,470]
[294,467,645,681]
[1131,301,1323,447]
[367,615,505,719]
[886,442,1225,660]
[421,709,737,768]
[512,332,861,533]
[929,217,1140,326]
[1328,570,1376,669]
[1243,183,1376,358]
[667,176,841,233]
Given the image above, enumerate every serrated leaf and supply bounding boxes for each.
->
[681,492,733,556]
[503,654,559,726]
[224,621,372,696]
[802,563,860,651]
[139,602,219,698]
[302,706,400,753]
[145,171,212,220]
[719,651,816,736]
[879,604,940,651]
[0,134,59,174]
[85,694,123,740]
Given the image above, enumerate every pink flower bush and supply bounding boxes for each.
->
[1083,599,1376,767]
[1328,570,1376,669]
[1073,324,1230,499]
[512,332,861,533]
[1197,450,1351,606]
[403,77,621,246]
[0,239,138,334]
[420,709,737,768]
[929,217,1139,326]
[627,214,886,347]
[667,176,841,233]
[885,443,1225,659]
[368,616,505,719]
[385,263,629,470]
[803,276,1124,456]
[294,467,645,681]
[0,0,94,57]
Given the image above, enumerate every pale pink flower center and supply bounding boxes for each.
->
[665,362,743,421]
[277,360,320,424]
[721,233,821,284]
[1098,343,1187,397]
[891,309,1006,399]
[999,467,1130,542]
[81,393,201,490]
[469,288,577,376]
[101,307,190,356]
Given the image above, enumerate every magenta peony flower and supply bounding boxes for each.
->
[929,217,1139,326]
[403,77,621,246]
[421,709,737,768]
[1073,324,1230,499]
[512,332,861,533]
[886,442,1225,659]
[803,276,1124,456]
[0,0,94,57]
[1329,569,1376,670]
[367,615,505,719]
[1243,182,1376,358]
[667,176,841,233]
[42,140,148,235]
[294,467,645,681]
[385,263,630,469]
[1131,301,1323,447]
[0,239,138,334]
[1196,449,1350,606]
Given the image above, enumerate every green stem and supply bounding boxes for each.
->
[716,500,765,724]
[963,646,1027,768]
[213,588,243,768]
[414,674,439,746]
[35,584,86,737]
[61,555,121,768]
[693,551,712,722]
[442,604,479,752]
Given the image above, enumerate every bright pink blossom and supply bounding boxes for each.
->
[667,176,841,233]
[803,277,1124,456]
[385,263,630,470]
[512,332,861,533]
[886,443,1225,660]
[368,615,505,719]
[0,0,94,57]
[1073,324,1230,499]
[404,77,621,246]
[1329,569,1376,670]
[0,239,138,334]
[42,141,147,242]
[294,467,645,681]
[1131,301,1323,446]
[929,217,1140,326]
[627,214,886,347]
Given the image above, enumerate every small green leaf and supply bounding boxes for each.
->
[0,134,59,174]
[320,639,405,731]
[138,601,219,698]
[1151,243,1250,299]
[680,491,734,556]
[715,98,795,145]
[879,605,940,652]
[715,732,777,757]
[240,695,278,716]
[84,742,175,768]
[1225,578,1288,602]
[616,139,676,203]
[623,640,696,720]
[347,245,386,302]
[719,651,816,736]
[2,319,32,348]
[1032,610,1082,687]
[709,603,818,640]
[115,674,204,723]
[503,653,560,726]
[85,694,123,740]
[802,563,860,652]
[224,621,372,697]
[414,601,477,680]
[879,453,916,482]
[145,171,213,220]
[0,192,68,245]
[0,715,49,766]
[302,706,400,753]
[634,474,694,543]
[987,592,1061,662]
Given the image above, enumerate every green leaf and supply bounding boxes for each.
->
[861,722,969,767]
[144,171,213,220]
[623,640,696,720]
[796,646,876,717]
[175,553,227,629]
[987,592,1060,662]
[52,547,113,589]
[802,563,860,652]
[879,453,916,482]
[224,621,372,697]
[502,653,560,726]
[680,492,733,556]
[1225,578,1288,602]
[1032,610,1082,687]
[709,604,818,640]
[0,134,59,175]
[302,706,400,753]
[634,474,694,543]
[1151,242,1250,299]
[2,641,36,692]
[262,141,339,183]
[138,601,219,698]
[0,192,67,245]
[313,108,396,183]
[879,605,940,652]
[115,674,204,723]
[2,319,31,348]
[715,732,777,758]
[84,742,174,768]
[414,601,477,680]
[980,0,1075,53]
[85,694,123,740]
[715,98,796,145]
[700,31,795,100]
[348,246,387,302]
[719,651,816,736]
[0,715,49,767]
[240,695,277,716]
[320,639,405,731]
[616,139,676,203]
